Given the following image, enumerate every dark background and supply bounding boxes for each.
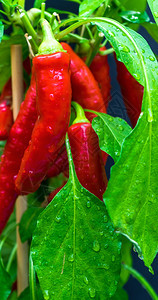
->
[25,1,158,299]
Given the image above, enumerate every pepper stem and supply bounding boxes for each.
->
[71,101,90,124]
[38,18,64,55]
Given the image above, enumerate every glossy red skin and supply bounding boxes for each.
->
[116,59,144,127]
[16,52,72,194]
[61,43,106,122]
[0,79,13,140]
[0,68,37,234]
[46,145,68,178]
[68,122,108,201]
[89,47,111,109]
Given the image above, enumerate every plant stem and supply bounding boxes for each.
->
[99,48,115,56]
[19,8,39,46]
[123,264,158,300]
[71,101,90,124]
[6,243,17,273]
[29,254,36,300]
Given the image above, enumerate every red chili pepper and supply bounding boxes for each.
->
[68,102,107,201]
[115,58,144,127]
[61,42,107,121]
[0,79,13,140]
[46,145,68,178]
[15,20,71,194]
[88,47,111,109]
[0,67,37,234]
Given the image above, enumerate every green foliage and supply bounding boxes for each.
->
[111,287,128,300]
[92,113,132,162]
[0,34,28,92]
[91,18,158,268]
[31,135,121,299]
[147,0,158,25]
[120,237,132,287]
[19,207,44,243]
[79,0,109,17]
[33,0,46,9]
[0,243,12,300]
[119,10,150,24]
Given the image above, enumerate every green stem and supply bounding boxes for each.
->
[6,244,17,273]
[123,264,158,300]
[19,8,39,46]
[71,101,90,124]
[38,18,63,55]
[29,254,36,300]
[86,31,103,66]
[41,2,45,19]
[99,47,115,56]
[61,33,89,43]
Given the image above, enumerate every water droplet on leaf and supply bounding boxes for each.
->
[89,287,96,298]
[92,240,100,252]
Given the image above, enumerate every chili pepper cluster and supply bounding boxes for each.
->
[0,18,143,235]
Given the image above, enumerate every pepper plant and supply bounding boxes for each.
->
[0,0,158,299]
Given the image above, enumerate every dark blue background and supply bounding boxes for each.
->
[25,1,158,299]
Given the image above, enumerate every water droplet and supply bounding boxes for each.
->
[44,290,49,300]
[100,231,104,236]
[133,73,140,80]
[89,287,96,298]
[104,244,108,249]
[81,234,84,240]
[122,45,130,53]
[55,215,61,223]
[68,254,75,262]
[84,276,89,285]
[103,215,108,223]
[92,240,100,252]
[149,55,155,61]
[154,11,158,18]
[142,49,145,53]
[112,255,116,262]
[87,201,91,208]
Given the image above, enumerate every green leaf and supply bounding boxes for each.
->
[33,0,46,9]
[31,134,121,299]
[79,0,108,17]
[147,0,158,26]
[111,287,128,300]
[0,34,28,92]
[92,113,132,162]
[0,256,12,299]
[120,237,132,287]
[119,10,150,24]
[91,19,158,268]
[19,207,44,243]
[120,0,147,11]
[142,22,158,43]
[18,287,30,300]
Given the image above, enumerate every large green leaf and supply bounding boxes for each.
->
[111,287,128,300]
[147,0,158,25]
[31,135,121,299]
[92,113,132,162]
[79,0,108,17]
[92,19,158,268]
[0,34,28,92]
